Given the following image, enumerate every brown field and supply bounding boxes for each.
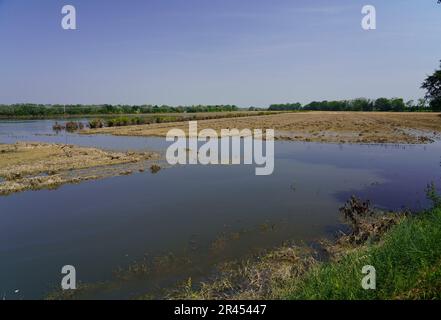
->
[0,142,159,195]
[85,112,441,144]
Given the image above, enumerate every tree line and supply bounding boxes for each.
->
[269,98,435,112]
[2,59,440,116]
[0,104,239,117]
[270,60,441,112]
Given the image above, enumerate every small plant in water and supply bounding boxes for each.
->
[52,121,84,132]
[52,122,64,132]
[88,119,105,129]
[65,121,84,132]
[338,196,402,245]
[150,164,161,174]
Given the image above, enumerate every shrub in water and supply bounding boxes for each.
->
[88,119,105,129]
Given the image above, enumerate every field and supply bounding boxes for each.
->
[86,112,441,144]
[0,142,159,195]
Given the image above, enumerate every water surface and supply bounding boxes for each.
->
[0,120,440,299]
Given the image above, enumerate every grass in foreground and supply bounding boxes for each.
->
[280,205,441,300]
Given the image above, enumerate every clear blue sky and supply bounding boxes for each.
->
[0,0,440,107]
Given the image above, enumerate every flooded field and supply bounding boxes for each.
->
[86,112,441,144]
[1,120,440,299]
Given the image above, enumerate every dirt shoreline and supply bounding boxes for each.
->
[0,142,160,195]
[84,112,441,144]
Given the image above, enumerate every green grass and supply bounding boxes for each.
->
[280,206,441,300]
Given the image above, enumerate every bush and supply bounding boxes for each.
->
[52,121,84,132]
[88,119,105,129]
[65,121,84,132]
[52,122,64,131]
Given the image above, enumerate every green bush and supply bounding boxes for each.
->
[88,119,105,129]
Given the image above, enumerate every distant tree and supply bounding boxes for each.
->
[431,99,441,111]
[421,60,441,111]
[374,98,391,111]
[390,98,405,112]
[351,98,373,111]
[269,103,302,111]
[417,98,427,109]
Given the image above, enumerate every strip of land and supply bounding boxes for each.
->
[0,142,160,195]
[85,112,441,144]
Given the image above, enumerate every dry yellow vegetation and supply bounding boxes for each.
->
[0,142,159,195]
[85,112,441,144]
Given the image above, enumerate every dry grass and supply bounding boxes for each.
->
[84,112,441,144]
[0,142,159,195]
[167,245,318,300]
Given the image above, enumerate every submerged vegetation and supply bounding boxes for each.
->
[87,119,105,129]
[54,113,272,131]
[44,189,441,300]
[150,164,161,174]
[168,190,441,300]
[85,112,275,130]
[52,121,84,132]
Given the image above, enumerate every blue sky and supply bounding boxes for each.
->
[0,0,440,107]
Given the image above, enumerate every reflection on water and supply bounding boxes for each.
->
[0,120,440,299]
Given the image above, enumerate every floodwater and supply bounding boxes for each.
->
[0,120,440,299]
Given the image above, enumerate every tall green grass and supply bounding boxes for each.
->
[280,207,441,300]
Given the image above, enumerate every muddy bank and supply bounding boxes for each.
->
[0,142,160,195]
[46,197,405,300]
[84,112,441,144]
[165,197,405,300]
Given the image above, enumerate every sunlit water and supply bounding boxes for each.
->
[0,120,440,299]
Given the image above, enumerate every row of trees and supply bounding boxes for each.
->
[0,104,239,117]
[2,98,438,117]
[2,60,441,116]
[270,59,441,112]
[269,98,435,112]
[268,103,302,111]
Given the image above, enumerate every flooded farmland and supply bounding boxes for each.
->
[1,120,440,299]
